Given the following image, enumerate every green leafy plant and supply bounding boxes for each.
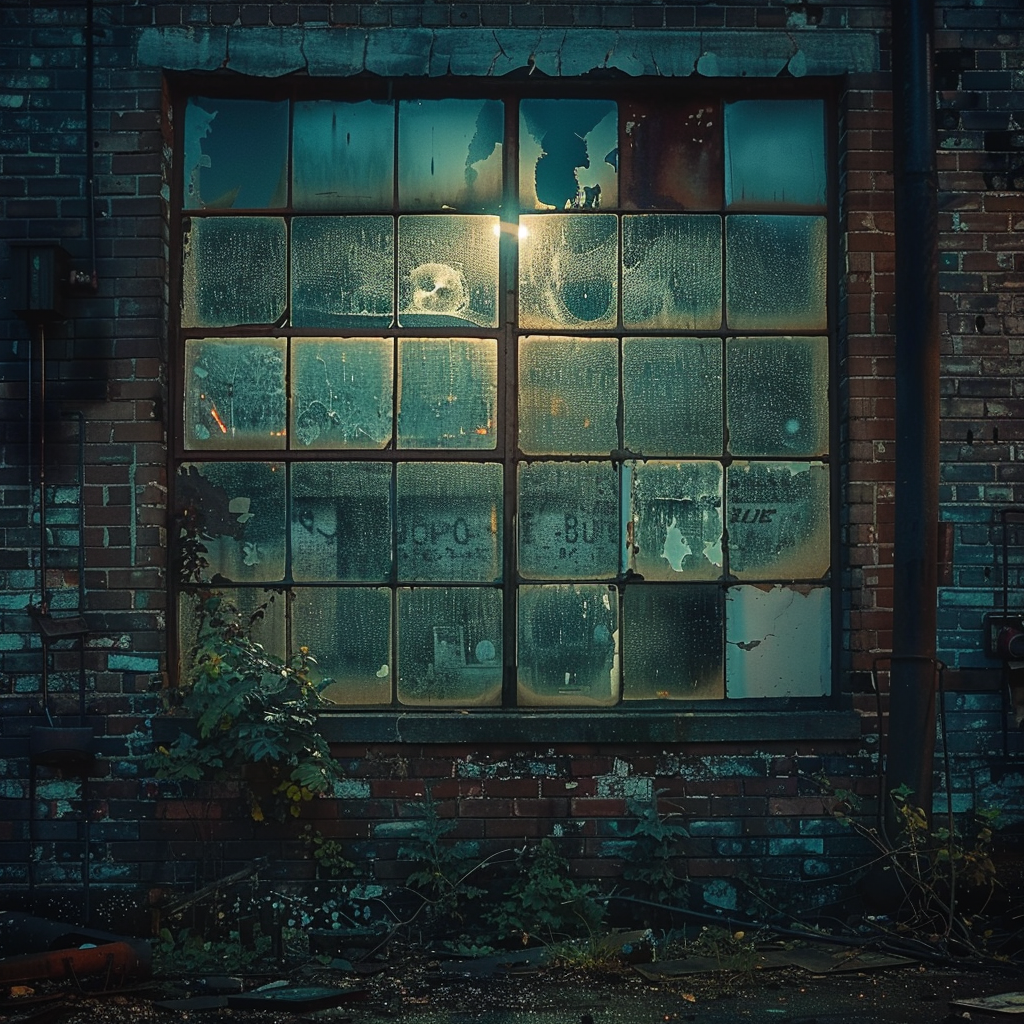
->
[622,791,690,903]
[154,926,272,974]
[302,825,356,877]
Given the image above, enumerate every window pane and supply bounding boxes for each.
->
[397,463,502,582]
[518,336,618,456]
[517,584,618,706]
[397,587,502,706]
[727,461,830,579]
[519,214,618,330]
[622,585,723,700]
[292,462,391,582]
[291,216,393,328]
[292,587,392,705]
[727,336,829,457]
[397,338,497,449]
[185,338,286,450]
[182,217,287,328]
[293,99,394,211]
[398,215,499,329]
[291,337,393,450]
[520,99,617,210]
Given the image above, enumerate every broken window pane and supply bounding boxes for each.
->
[397,338,497,449]
[518,336,618,456]
[725,585,830,697]
[520,100,618,210]
[622,585,723,700]
[622,337,723,457]
[727,336,829,457]
[291,216,393,328]
[727,461,830,579]
[398,99,503,212]
[519,214,618,330]
[397,587,502,706]
[622,215,722,330]
[518,461,619,580]
[185,338,286,450]
[629,461,723,581]
[293,99,394,211]
[291,337,393,450]
[725,215,827,331]
[397,462,502,582]
[182,217,287,328]
[184,97,288,210]
[517,584,618,706]
[291,462,391,582]
[398,215,499,329]
[292,587,392,705]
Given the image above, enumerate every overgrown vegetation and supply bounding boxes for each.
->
[622,791,690,903]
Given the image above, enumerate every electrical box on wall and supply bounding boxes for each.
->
[983,613,1024,660]
[10,243,70,322]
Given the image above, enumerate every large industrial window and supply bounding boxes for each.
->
[172,83,833,710]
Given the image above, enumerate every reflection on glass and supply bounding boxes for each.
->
[517,584,618,706]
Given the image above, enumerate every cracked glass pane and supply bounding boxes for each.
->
[520,99,617,210]
[398,215,499,328]
[727,461,830,579]
[398,99,503,212]
[291,216,393,328]
[519,214,618,329]
[397,462,502,582]
[397,338,497,449]
[517,584,618,707]
[629,460,723,581]
[291,337,393,450]
[622,337,722,457]
[725,215,827,331]
[518,336,618,456]
[184,97,288,210]
[182,217,287,328]
[291,462,391,582]
[185,338,286,450]
[292,587,392,705]
[397,587,502,706]
[727,336,829,457]
[725,585,831,697]
[293,99,394,211]
[518,461,619,580]
[622,585,723,700]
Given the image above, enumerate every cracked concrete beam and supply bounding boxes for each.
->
[303,29,370,76]
[365,29,433,77]
[138,26,227,72]
[226,27,306,77]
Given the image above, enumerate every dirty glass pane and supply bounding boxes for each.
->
[184,97,288,210]
[629,461,723,581]
[518,461,619,580]
[184,338,286,450]
[397,587,502,706]
[622,338,722,457]
[520,100,617,210]
[622,585,723,700]
[397,338,497,449]
[293,100,394,211]
[292,587,392,705]
[291,462,391,582]
[725,215,827,331]
[725,585,830,697]
[175,462,285,583]
[725,100,826,210]
[291,216,393,328]
[727,337,829,457]
[619,99,722,211]
[398,99,503,212]
[727,462,830,579]
[397,462,502,582]
[182,217,287,328]
[622,215,722,330]
[291,337,393,450]
[517,584,618,706]
[519,214,618,330]
[398,215,499,328]
[518,336,618,456]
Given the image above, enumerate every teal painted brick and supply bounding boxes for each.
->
[768,837,824,856]
[108,654,160,672]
